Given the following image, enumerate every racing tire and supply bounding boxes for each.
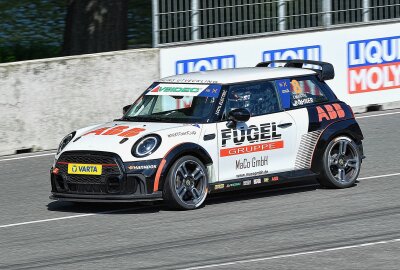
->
[163,155,208,210]
[317,136,361,188]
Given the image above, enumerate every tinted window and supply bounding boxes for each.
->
[288,77,328,108]
[224,81,280,118]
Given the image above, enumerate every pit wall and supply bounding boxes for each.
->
[0,49,159,155]
[160,22,400,113]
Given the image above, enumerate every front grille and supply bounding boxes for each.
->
[55,152,123,195]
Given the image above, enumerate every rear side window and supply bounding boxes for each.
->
[276,76,328,109]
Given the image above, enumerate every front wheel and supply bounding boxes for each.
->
[317,136,361,188]
[163,156,208,210]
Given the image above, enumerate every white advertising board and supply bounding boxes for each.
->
[160,22,400,108]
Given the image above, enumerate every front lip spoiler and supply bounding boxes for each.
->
[50,191,163,203]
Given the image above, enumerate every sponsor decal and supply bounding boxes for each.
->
[84,126,146,138]
[243,180,252,186]
[348,36,400,93]
[68,163,102,175]
[235,156,268,170]
[214,184,225,190]
[168,131,197,138]
[263,177,270,183]
[221,141,283,157]
[226,182,241,188]
[253,178,262,184]
[276,79,291,109]
[272,176,279,181]
[127,164,157,170]
[236,170,268,178]
[292,94,314,106]
[316,103,345,122]
[221,123,282,147]
[263,45,321,68]
[176,55,236,75]
[151,85,201,93]
[215,89,227,116]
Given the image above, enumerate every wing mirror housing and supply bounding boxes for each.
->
[227,108,251,128]
[123,104,131,115]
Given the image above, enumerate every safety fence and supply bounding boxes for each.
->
[152,0,400,46]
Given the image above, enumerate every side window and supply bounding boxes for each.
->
[289,77,328,108]
[224,81,280,118]
[276,76,328,109]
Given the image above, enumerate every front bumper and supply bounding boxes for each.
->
[50,191,163,203]
[50,151,163,203]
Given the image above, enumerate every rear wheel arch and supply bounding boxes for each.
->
[311,119,363,173]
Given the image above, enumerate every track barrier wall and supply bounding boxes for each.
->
[0,49,159,155]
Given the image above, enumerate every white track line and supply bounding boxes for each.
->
[0,152,56,162]
[358,172,400,180]
[0,207,147,229]
[0,172,398,230]
[356,111,400,119]
[180,238,400,270]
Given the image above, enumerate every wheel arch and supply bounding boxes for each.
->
[154,143,214,192]
[311,118,364,173]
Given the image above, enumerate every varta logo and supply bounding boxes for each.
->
[175,55,236,75]
[68,163,102,175]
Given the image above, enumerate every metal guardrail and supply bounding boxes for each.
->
[152,0,400,47]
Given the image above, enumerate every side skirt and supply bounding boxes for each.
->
[209,169,318,193]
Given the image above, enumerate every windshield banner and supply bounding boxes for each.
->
[147,83,221,97]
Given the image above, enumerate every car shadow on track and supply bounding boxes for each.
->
[46,179,337,214]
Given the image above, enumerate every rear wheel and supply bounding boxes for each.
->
[163,156,208,210]
[318,136,361,188]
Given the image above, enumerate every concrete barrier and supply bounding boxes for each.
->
[0,48,160,155]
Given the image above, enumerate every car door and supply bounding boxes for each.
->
[217,80,298,182]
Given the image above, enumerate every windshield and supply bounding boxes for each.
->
[124,83,222,123]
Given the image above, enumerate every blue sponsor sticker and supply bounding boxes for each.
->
[198,84,222,98]
[275,79,291,109]
[175,55,236,75]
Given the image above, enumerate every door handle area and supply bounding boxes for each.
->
[278,122,293,128]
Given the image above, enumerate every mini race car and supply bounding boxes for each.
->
[50,60,364,210]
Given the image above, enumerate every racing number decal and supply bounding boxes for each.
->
[291,80,302,94]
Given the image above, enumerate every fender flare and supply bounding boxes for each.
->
[311,118,364,173]
[153,143,214,192]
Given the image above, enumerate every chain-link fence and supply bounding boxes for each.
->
[152,0,400,46]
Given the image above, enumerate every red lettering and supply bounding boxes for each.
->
[102,126,129,135]
[324,105,338,120]
[332,103,345,118]
[317,106,330,122]
[118,128,146,137]
[83,127,110,136]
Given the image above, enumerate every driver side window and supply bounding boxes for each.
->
[223,81,280,119]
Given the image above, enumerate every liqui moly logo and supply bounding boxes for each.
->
[262,45,321,68]
[348,36,400,94]
[175,55,236,75]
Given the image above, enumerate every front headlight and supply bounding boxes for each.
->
[132,135,161,158]
[57,131,76,154]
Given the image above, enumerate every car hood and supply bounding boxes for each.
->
[59,121,202,161]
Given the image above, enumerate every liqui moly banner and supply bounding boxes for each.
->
[160,22,400,108]
[348,36,400,94]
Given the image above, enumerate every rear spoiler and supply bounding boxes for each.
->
[256,59,335,81]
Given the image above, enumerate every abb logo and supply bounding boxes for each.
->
[83,126,146,137]
[316,103,346,122]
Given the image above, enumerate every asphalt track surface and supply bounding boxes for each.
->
[0,110,399,270]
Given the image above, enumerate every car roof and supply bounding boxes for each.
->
[158,67,317,84]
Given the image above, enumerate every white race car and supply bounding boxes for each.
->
[50,60,364,210]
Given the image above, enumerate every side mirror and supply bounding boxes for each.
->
[227,108,251,128]
[123,104,131,115]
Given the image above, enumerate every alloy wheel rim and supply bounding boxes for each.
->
[328,138,360,184]
[174,160,206,205]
